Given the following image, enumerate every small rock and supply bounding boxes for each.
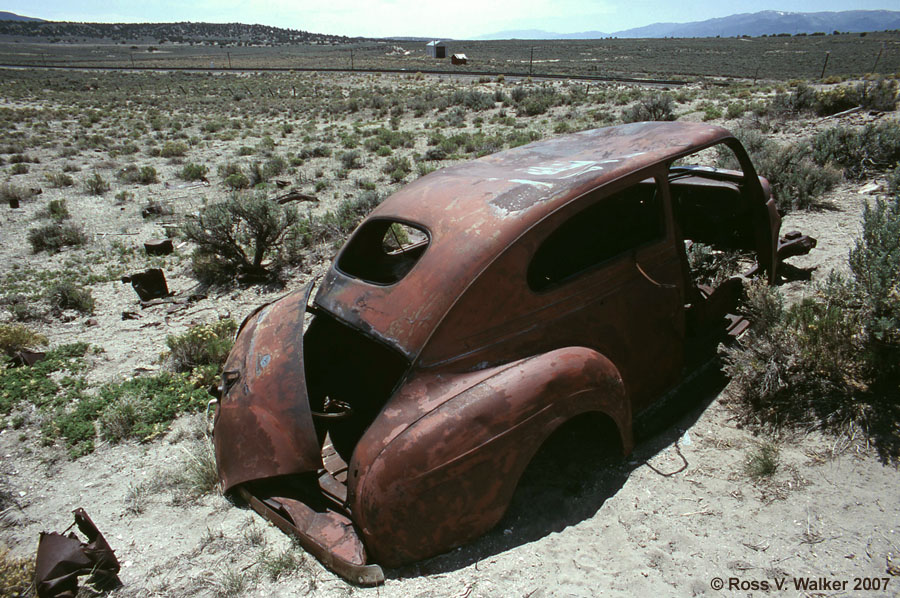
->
[85,318,99,327]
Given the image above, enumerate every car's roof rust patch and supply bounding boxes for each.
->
[315,122,734,360]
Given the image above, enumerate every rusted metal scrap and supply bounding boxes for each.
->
[8,350,46,367]
[35,509,120,598]
[143,238,174,256]
[121,268,170,301]
[212,122,818,585]
[274,189,317,204]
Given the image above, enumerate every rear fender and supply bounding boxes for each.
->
[351,346,628,566]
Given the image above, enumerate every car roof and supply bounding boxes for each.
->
[315,121,735,360]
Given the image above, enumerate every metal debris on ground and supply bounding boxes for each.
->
[144,238,174,255]
[34,508,121,598]
[121,268,170,301]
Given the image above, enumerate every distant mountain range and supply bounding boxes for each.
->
[477,10,900,39]
[2,9,899,42]
[0,11,43,22]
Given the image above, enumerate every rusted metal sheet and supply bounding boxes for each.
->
[121,268,169,301]
[35,509,120,598]
[214,281,320,492]
[213,123,817,584]
[143,238,173,255]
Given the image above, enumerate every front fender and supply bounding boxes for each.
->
[350,346,628,566]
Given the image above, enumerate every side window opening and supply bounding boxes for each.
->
[668,143,757,290]
[527,179,664,292]
[337,220,429,285]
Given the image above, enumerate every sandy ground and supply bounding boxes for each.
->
[0,73,898,597]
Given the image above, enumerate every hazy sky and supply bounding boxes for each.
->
[11,1,899,38]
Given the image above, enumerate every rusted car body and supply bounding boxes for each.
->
[213,122,814,584]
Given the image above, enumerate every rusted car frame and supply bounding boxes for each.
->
[212,122,814,584]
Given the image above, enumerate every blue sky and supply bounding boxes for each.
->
[11,1,899,38]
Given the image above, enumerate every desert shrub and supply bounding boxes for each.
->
[724,194,900,460]
[117,164,158,185]
[701,103,723,121]
[722,276,858,428]
[848,194,900,377]
[83,172,110,195]
[183,192,301,284]
[9,163,27,175]
[165,319,237,374]
[247,156,287,186]
[160,140,188,158]
[624,93,675,122]
[48,281,95,314]
[888,165,900,195]
[27,222,87,253]
[217,161,242,178]
[340,150,363,170]
[180,162,208,181]
[45,172,74,188]
[383,155,411,182]
[810,121,900,180]
[769,81,817,116]
[35,199,70,222]
[417,163,437,177]
[718,129,840,211]
[856,77,899,112]
[725,102,747,119]
[223,172,250,190]
[515,87,560,117]
[0,323,47,357]
[814,85,859,116]
[312,191,382,243]
[450,89,495,111]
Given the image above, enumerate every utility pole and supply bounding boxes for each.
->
[227,52,232,69]
[350,48,354,70]
[530,47,534,76]
[820,51,830,79]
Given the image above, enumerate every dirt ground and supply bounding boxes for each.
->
[1,70,898,597]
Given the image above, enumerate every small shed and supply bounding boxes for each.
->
[451,53,468,65]
[426,40,446,59]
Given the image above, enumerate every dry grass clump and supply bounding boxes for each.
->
[0,323,48,357]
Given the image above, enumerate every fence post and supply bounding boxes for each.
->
[820,51,830,79]
[872,45,884,73]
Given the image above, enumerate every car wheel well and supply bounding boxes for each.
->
[511,411,624,503]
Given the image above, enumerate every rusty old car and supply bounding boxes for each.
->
[212,121,815,584]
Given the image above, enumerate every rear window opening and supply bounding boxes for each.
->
[337,219,429,285]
